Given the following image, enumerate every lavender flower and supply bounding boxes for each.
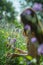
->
[25,9,31,15]
[38,44,43,55]
[23,9,32,16]
[31,37,37,43]
[13,38,16,43]
[24,25,31,30]
[10,38,16,44]
[33,3,42,11]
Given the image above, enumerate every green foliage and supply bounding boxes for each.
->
[0,22,26,65]
[0,0,16,23]
[25,0,43,3]
[0,0,43,65]
[0,29,9,65]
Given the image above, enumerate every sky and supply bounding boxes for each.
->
[7,0,27,22]
[7,0,27,13]
[7,0,21,12]
[7,0,21,21]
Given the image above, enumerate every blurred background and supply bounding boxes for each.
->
[0,0,43,65]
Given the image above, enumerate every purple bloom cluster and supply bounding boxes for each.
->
[38,44,43,55]
[33,3,42,11]
[25,9,31,15]
[24,25,31,30]
[23,9,32,16]
[31,37,37,43]
[13,38,16,43]
[10,38,16,44]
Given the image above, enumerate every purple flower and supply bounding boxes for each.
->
[13,38,16,43]
[31,37,37,43]
[10,38,16,44]
[25,9,31,15]
[23,9,32,16]
[33,3,42,11]
[24,25,31,30]
[38,44,43,55]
